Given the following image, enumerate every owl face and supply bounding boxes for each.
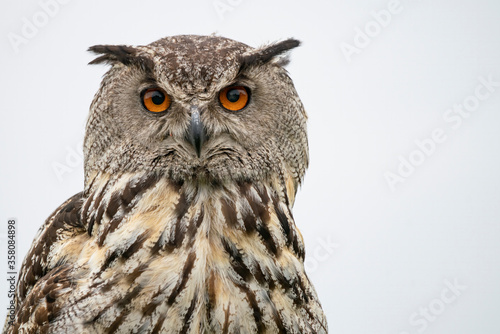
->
[84,35,308,188]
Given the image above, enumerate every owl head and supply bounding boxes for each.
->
[84,35,308,196]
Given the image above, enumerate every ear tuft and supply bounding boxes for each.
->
[88,44,155,73]
[88,45,139,65]
[239,38,301,70]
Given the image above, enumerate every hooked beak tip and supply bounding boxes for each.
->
[188,108,205,158]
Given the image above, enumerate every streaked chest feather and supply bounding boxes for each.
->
[22,173,327,334]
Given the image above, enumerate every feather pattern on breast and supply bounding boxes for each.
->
[9,171,326,333]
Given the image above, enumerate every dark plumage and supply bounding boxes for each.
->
[4,35,327,334]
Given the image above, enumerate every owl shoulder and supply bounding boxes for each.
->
[16,192,87,304]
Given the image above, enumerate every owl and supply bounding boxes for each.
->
[5,35,328,334]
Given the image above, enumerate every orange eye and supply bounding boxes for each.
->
[219,86,250,111]
[141,88,170,113]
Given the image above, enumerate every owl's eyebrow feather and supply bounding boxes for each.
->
[238,38,301,72]
[88,44,155,74]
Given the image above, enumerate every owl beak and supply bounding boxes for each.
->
[187,107,206,158]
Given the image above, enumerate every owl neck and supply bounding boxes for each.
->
[81,171,305,262]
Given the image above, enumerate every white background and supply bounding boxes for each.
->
[1,0,500,333]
